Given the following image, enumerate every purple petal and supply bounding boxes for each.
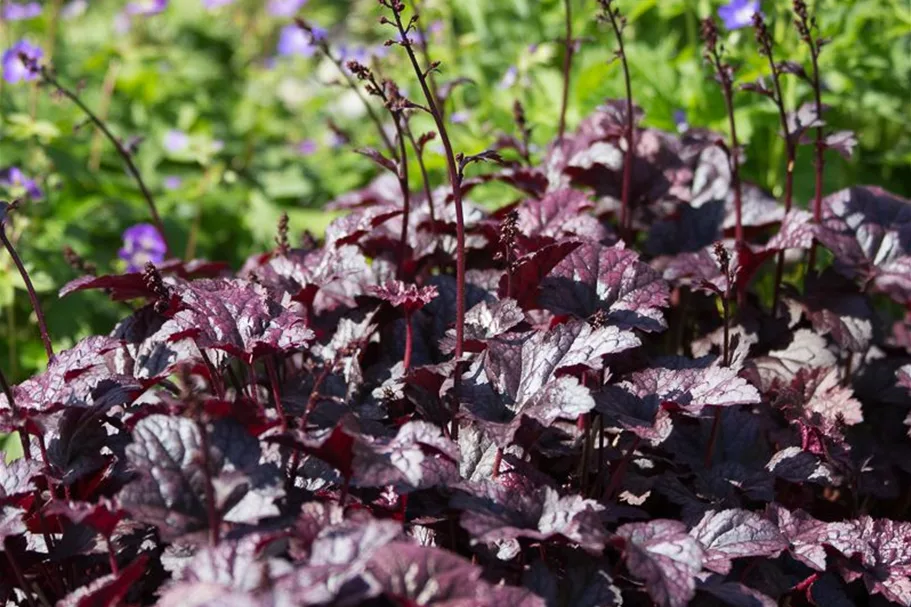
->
[2,2,43,21]
[267,0,307,18]
[277,25,316,57]
[2,40,44,83]
[718,0,760,30]
[125,0,168,16]
[163,130,189,153]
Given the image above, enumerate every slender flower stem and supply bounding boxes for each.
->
[392,116,412,278]
[557,0,573,141]
[602,2,636,237]
[265,357,287,431]
[794,1,825,272]
[403,123,437,229]
[702,19,744,246]
[0,225,53,361]
[753,13,797,313]
[105,536,119,575]
[385,3,467,360]
[403,312,414,371]
[195,418,220,546]
[5,552,39,607]
[305,27,398,160]
[38,69,170,257]
[603,435,640,501]
[408,0,440,108]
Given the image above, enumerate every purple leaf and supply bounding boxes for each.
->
[324,206,403,248]
[615,519,705,607]
[688,509,787,575]
[823,131,857,159]
[56,555,148,607]
[58,259,227,300]
[619,356,760,416]
[351,421,459,491]
[515,189,611,250]
[898,365,911,393]
[168,279,314,361]
[454,482,608,554]
[367,280,438,313]
[355,147,399,174]
[0,456,39,506]
[746,329,836,392]
[363,541,546,606]
[120,415,281,541]
[537,241,670,332]
[816,186,911,304]
[440,298,525,354]
[0,336,131,417]
[775,367,864,429]
[499,240,582,308]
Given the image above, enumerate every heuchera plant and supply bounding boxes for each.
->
[2,1,911,605]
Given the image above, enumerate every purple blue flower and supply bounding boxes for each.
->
[125,0,168,16]
[163,130,189,153]
[163,176,182,190]
[277,24,324,57]
[0,167,43,200]
[718,0,761,30]
[119,224,167,272]
[450,111,470,125]
[2,40,43,83]
[267,0,307,18]
[498,65,518,89]
[673,109,689,133]
[61,0,88,20]
[296,139,318,155]
[2,2,42,21]
[203,0,235,8]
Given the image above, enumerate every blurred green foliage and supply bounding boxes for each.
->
[0,0,908,382]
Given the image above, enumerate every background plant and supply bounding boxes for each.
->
[0,1,908,411]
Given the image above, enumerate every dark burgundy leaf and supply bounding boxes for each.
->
[816,186,911,304]
[56,555,148,607]
[45,499,125,538]
[697,575,777,607]
[324,206,403,248]
[618,356,760,416]
[0,336,130,416]
[777,60,810,81]
[367,280,438,313]
[746,329,836,392]
[765,446,839,485]
[58,259,227,300]
[515,189,610,250]
[802,271,874,353]
[500,240,583,308]
[615,519,705,607]
[453,482,608,554]
[0,457,39,506]
[356,147,399,174]
[440,298,525,354]
[688,509,787,575]
[898,365,911,393]
[823,131,857,159]
[352,421,459,491]
[537,241,669,331]
[120,415,281,540]
[774,367,864,429]
[364,542,546,606]
[168,279,314,361]
[788,102,827,141]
